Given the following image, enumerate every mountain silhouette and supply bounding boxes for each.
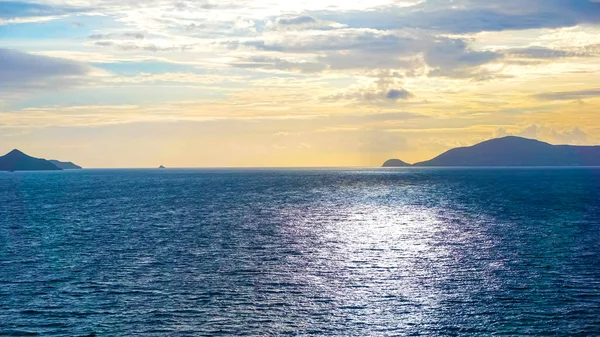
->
[382,159,411,167]
[411,137,600,167]
[49,160,82,170]
[0,149,62,171]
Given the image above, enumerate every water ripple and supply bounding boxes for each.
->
[1,168,599,335]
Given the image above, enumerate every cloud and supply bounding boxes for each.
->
[425,38,503,78]
[5,0,600,36]
[10,1,593,82]
[171,1,243,11]
[89,32,145,40]
[386,89,412,100]
[551,127,589,144]
[230,55,326,73]
[278,16,317,25]
[312,0,600,33]
[267,15,347,31]
[328,111,427,123]
[535,89,600,101]
[93,41,193,52]
[321,72,417,105]
[0,48,94,94]
[227,30,502,78]
[503,45,600,59]
[494,124,590,144]
[237,29,425,53]
[324,87,414,105]
[2,0,600,121]
[506,47,577,59]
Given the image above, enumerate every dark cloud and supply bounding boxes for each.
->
[424,38,502,78]
[0,48,92,93]
[94,41,114,47]
[312,0,600,33]
[277,16,317,25]
[267,15,344,31]
[505,45,600,59]
[535,89,600,101]
[581,43,600,55]
[506,47,577,59]
[387,89,412,100]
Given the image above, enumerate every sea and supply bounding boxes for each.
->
[1,168,599,336]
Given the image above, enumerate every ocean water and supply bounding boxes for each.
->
[1,168,599,336]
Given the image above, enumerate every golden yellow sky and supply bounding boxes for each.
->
[1,1,599,167]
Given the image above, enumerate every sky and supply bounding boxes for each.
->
[1,0,600,167]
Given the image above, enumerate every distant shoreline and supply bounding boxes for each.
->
[383,136,600,167]
[3,136,600,171]
[3,166,600,172]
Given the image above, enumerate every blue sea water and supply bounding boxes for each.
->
[1,168,599,336]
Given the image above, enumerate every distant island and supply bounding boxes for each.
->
[382,159,411,167]
[3,137,599,171]
[0,149,82,171]
[49,160,82,170]
[384,136,600,167]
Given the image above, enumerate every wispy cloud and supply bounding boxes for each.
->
[0,1,88,20]
[535,89,600,101]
